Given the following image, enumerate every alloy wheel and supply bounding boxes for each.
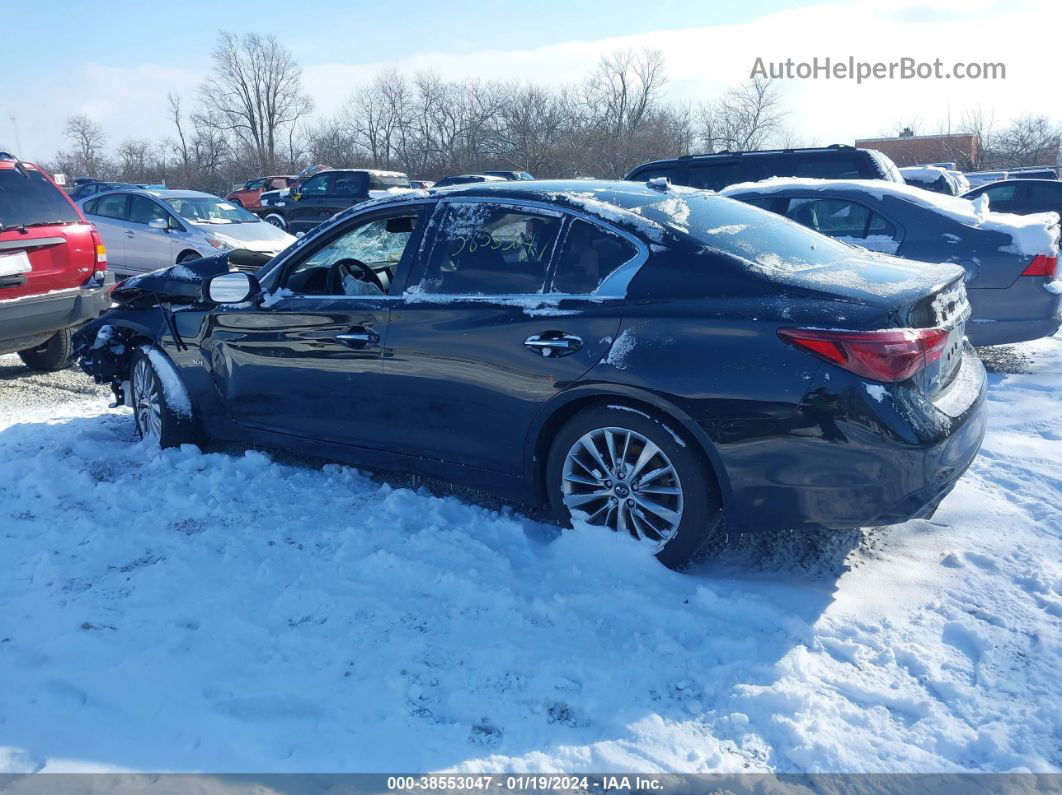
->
[133,358,163,442]
[561,426,684,547]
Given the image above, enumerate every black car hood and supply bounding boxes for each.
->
[111,250,273,305]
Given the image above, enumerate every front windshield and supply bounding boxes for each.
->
[164,196,260,224]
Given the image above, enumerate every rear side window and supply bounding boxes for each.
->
[789,154,862,180]
[334,173,367,196]
[418,203,562,295]
[370,174,411,190]
[784,198,896,241]
[94,193,129,220]
[1025,182,1062,202]
[686,160,755,190]
[0,168,81,229]
[551,219,638,294]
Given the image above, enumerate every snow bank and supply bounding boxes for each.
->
[1,334,1061,773]
[722,177,1061,257]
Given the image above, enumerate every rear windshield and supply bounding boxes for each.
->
[636,193,850,269]
[370,174,411,190]
[0,167,81,230]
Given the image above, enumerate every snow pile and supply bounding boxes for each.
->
[0,335,1060,774]
[722,178,1061,257]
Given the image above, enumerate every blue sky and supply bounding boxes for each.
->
[2,0,1056,162]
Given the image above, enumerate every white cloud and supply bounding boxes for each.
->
[7,0,1058,166]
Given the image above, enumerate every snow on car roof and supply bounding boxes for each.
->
[722,177,1060,257]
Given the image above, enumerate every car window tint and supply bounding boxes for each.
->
[299,175,329,196]
[630,164,677,182]
[284,213,418,296]
[0,168,82,227]
[790,154,862,179]
[984,184,1019,202]
[83,197,98,214]
[786,198,870,238]
[551,219,637,294]
[419,204,561,295]
[686,161,747,190]
[129,195,169,225]
[334,173,366,196]
[94,193,129,220]
[1025,182,1062,202]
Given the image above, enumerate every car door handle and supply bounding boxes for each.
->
[524,333,583,357]
[125,231,135,238]
[335,327,381,347]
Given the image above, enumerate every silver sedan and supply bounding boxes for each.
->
[79,189,296,276]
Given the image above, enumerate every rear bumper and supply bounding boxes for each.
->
[720,347,988,532]
[966,281,1062,345]
[0,272,115,355]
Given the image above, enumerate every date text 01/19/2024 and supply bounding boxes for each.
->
[386,776,665,791]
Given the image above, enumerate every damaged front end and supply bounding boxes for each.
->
[72,252,254,407]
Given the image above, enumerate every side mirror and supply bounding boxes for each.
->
[204,271,261,305]
[148,218,168,231]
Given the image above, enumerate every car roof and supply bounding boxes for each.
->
[84,188,221,201]
[630,145,870,171]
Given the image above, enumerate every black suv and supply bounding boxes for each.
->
[625,145,903,191]
[260,169,412,234]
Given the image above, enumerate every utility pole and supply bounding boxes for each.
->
[8,114,23,155]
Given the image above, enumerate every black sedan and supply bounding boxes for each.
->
[73,180,987,569]
[963,179,1062,217]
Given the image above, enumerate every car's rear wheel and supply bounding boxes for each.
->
[546,405,723,569]
[229,198,242,207]
[17,328,73,372]
[130,348,198,448]
[263,213,287,230]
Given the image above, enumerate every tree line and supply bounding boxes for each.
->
[47,31,1061,196]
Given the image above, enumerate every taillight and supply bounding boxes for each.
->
[90,227,107,274]
[1022,254,1058,277]
[778,327,950,383]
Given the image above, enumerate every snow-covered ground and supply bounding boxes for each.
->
[0,337,1059,774]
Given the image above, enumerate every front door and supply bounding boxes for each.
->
[381,200,638,475]
[203,204,429,449]
[125,195,178,271]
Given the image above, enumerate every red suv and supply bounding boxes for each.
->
[225,175,295,212]
[0,154,113,371]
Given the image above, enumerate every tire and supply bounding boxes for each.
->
[17,328,73,372]
[546,404,723,569]
[129,347,199,448]
[263,213,287,230]
[177,250,202,264]
[229,198,242,207]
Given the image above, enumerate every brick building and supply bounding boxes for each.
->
[854,133,981,170]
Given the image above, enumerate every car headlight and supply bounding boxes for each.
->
[207,235,237,251]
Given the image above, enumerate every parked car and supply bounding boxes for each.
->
[722,178,1061,346]
[0,154,113,370]
[73,179,986,569]
[225,175,296,211]
[258,169,412,234]
[432,174,507,188]
[899,166,961,195]
[1006,166,1057,180]
[484,170,535,181]
[965,171,1009,189]
[69,181,145,202]
[963,179,1062,217]
[625,145,904,191]
[256,164,332,217]
[79,189,295,276]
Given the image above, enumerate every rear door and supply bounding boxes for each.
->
[1017,181,1062,215]
[380,199,628,475]
[82,193,130,272]
[781,195,903,254]
[0,165,93,299]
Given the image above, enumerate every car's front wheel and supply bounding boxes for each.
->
[546,405,723,569]
[130,348,199,448]
[263,213,287,230]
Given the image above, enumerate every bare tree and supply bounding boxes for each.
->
[56,115,109,177]
[698,79,788,153]
[200,31,313,173]
[985,114,1061,169]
